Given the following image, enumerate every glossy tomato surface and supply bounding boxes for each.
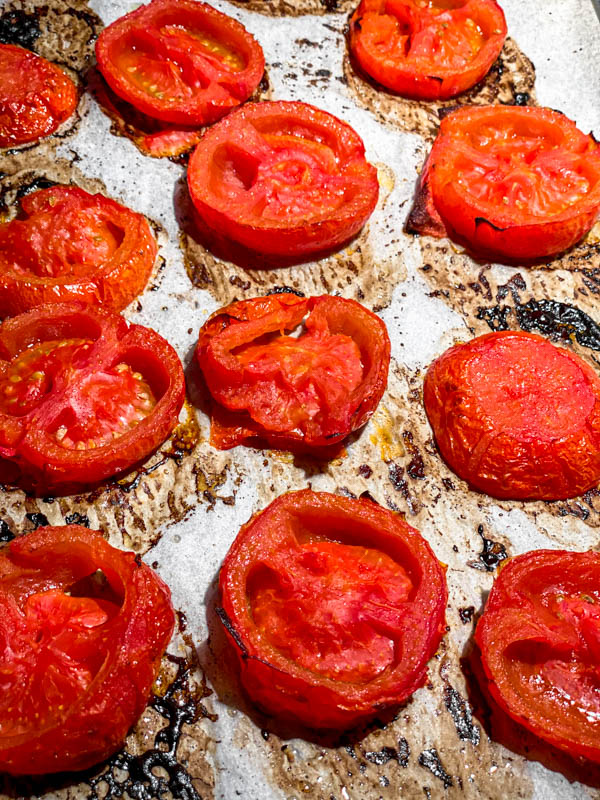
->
[408,105,600,260]
[0,185,157,315]
[0,303,185,494]
[95,0,264,126]
[424,331,600,500]
[0,524,175,775]
[196,292,390,453]
[349,0,506,100]
[219,490,447,729]
[476,549,600,763]
[187,100,379,260]
[0,43,78,148]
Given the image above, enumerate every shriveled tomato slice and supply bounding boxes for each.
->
[349,0,506,100]
[476,549,600,763]
[424,330,600,500]
[0,302,185,494]
[0,524,175,775]
[187,100,379,260]
[0,43,78,148]
[95,0,265,126]
[0,185,157,315]
[219,490,447,729]
[196,292,390,453]
[407,105,600,260]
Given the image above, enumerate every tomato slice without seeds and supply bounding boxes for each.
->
[0,302,185,494]
[218,490,447,729]
[424,330,600,500]
[0,524,175,775]
[95,0,264,127]
[408,105,600,260]
[0,185,157,315]
[348,0,506,100]
[0,43,78,148]
[187,100,380,260]
[196,292,390,453]
[476,549,600,763]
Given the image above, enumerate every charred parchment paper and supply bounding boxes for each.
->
[0,0,600,797]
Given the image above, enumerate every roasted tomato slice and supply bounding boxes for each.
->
[348,0,506,100]
[0,185,157,316]
[187,100,379,260]
[218,490,447,729]
[196,292,390,453]
[424,331,600,500]
[95,0,265,127]
[0,524,175,775]
[407,105,600,260]
[0,303,185,494]
[0,43,78,148]
[476,549,600,763]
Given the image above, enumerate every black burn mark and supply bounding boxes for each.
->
[388,462,420,514]
[444,685,480,745]
[0,8,43,50]
[458,606,475,624]
[468,524,507,572]
[0,520,15,542]
[25,512,50,529]
[418,748,453,788]
[15,176,58,200]
[365,738,410,768]
[266,286,306,297]
[65,512,90,527]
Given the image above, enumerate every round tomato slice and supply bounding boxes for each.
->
[424,331,600,500]
[0,43,78,148]
[408,105,600,260]
[0,524,175,775]
[0,185,158,316]
[349,0,506,100]
[476,549,600,763]
[218,490,447,729]
[196,292,390,453]
[0,302,185,494]
[187,100,380,260]
[95,0,265,126]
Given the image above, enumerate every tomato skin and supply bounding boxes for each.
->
[348,0,506,101]
[196,293,390,453]
[408,105,600,260]
[476,550,600,763]
[187,100,379,260]
[0,524,175,775]
[0,186,157,315]
[424,331,600,500]
[219,490,447,730]
[0,303,185,494]
[0,44,78,148]
[95,0,265,127]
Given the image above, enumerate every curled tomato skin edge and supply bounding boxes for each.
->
[0,524,175,775]
[475,549,600,764]
[218,489,448,730]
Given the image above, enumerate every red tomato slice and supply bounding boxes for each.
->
[196,292,390,453]
[0,524,174,775]
[348,0,506,100]
[187,100,380,260]
[0,43,78,148]
[0,302,185,494]
[476,549,600,763]
[95,0,265,126]
[424,330,600,500]
[219,490,447,729]
[0,186,157,315]
[408,105,600,260]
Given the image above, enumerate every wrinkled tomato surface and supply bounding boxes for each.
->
[187,100,379,260]
[0,185,157,315]
[196,292,390,454]
[0,302,185,494]
[349,0,506,100]
[407,105,600,260]
[0,524,175,775]
[424,331,600,500]
[95,0,264,127]
[219,490,447,729]
[476,549,600,763]
[0,43,78,148]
